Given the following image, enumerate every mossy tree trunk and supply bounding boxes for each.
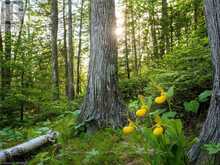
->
[78,0,127,130]
[188,1,220,164]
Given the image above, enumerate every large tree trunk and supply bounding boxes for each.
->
[0,131,58,163]
[78,0,127,130]
[67,0,74,100]
[76,0,84,96]
[63,0,68,97]
[188,1,220,164]
[51,0,60,100]
[124,0,130,79]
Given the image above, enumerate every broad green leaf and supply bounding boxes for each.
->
[184,100,200,113]
[166,86,174,98]
[162,111,177,119]
[198,90,212,102]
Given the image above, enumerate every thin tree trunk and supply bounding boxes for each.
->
[76,0,84,96]
[188,1,220,164]
[130,1,138,75]
[0,25,3,103]
[78,0,127,130]
[63,0,68,97]
[193,0,198,30]
[150,5,158,58]
[161,0,169,55]
[2,0,12,99]
[51,0,59,100]
[124,0,130,79]
[67,0,74,100]
[137,20,142,72]
[169,5,173,50]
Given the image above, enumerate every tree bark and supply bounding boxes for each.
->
[67,0,74,100]
[188,1,220,164]
[63,0,68,97]
[76,0,84,96]
[130,1,138,75]
[78,0,127,130]
[51,0,60,100]
[2,0,12,100]
[0,22,3,98]
[161,0,169,55]
[0,131,58,163]
[192,0,198,30]
[124,0,130,79]
[149,4,158,58]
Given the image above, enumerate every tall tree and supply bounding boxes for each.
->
[192,0,198,30]
[0,24,3,97]
[124,0,130,79]
[67,0,74,100]
[130,1,138,75]
[17,0,28,121]
[188,1,220,164]
[63,0,68,97]
[78,0,127,130]
[2,0,12,100]
[76,0,84,96]
[149,1,158,58]
[51,0,59,100]
[161,0,169,55]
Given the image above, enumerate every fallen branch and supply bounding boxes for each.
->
[0,131,59,163]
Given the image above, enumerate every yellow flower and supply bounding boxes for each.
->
[123,126,135,135]
[153,126,164,136]
[136,108,147,117]
[155,95,166,104]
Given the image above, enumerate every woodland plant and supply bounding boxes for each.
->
[123,86,188,165]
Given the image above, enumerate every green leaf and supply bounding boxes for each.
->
[184,100,200,113]
[72,110,81,117]
[203,143,220,155]
[146,96,153,109]
[162,111,177,119]
[198,90,212,102]
[166,86,174,98]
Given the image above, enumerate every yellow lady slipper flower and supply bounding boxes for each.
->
[153,126,164,136]
[155,95,166,104]
[136,108,147,117]
[123,126,134,135]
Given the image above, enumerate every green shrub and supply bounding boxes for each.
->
[119,76,149,100]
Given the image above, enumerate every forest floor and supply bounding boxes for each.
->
[1,111,154,164]
[0,107,197,165]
